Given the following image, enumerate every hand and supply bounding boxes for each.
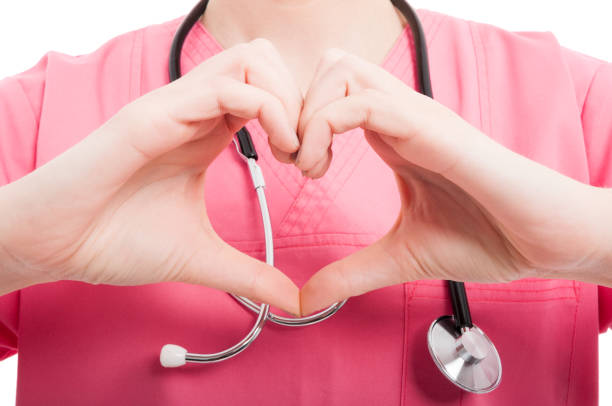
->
[0,39,303,315]
[296,49,612,316]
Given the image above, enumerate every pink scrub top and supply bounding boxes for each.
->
[1,9,611,405]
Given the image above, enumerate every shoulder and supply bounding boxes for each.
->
[420,9,607,111]
[10,16,187,167]
[36,16,184,104]
[414,9,611,185]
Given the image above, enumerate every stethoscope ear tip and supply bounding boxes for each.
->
[160,344,187,368]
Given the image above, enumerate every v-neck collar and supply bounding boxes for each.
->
[181,8,441,86]
[178,9,444,237]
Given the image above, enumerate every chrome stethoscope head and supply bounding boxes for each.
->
[427,315,502,393]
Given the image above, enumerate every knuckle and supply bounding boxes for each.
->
[247,266,265,302]
[322,47,346,64]
[250,37,275,52]
[361,87,380,98]
[337,52,359,70]
[230,43,251,66]
[233,42,250,54]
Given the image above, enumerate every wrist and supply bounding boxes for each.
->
[591,187,612,285]
[561,185,612,287]
[0,184,50,295]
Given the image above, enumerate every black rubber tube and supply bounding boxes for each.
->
[168,0,257,160]
[389,0,474,332]
[449,281,473,329]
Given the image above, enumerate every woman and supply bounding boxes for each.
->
[0,0,610,404]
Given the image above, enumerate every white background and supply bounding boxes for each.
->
[0,0,611,404]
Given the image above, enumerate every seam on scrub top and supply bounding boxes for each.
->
[263,230,382,238]
[386,33,408,76]
[12,76,41,175]
[182,24,215,74]
[179,44,200,74]
[284,173,330,235]
[394,10,445,88]
[307,133,370,235]
[564,282,582,405]
[417,281,576,294]
[417,280,575,288]
[13,77,40,134]
[409,279,575,286]
[281,131,364,236]
[400,282,409,406]
[579,61,609,185]
[15,289,21,354]
[468,21,490,137]
[227,231,381,247]
[423,11,446,54]
[415,284,576,293]
[280,182,320,236]
[411,296,577,303]
[276,182,323,235]
[128,29,143,101]
[239,242,373,252]
[579,61,607,122]
[313,143,368,235]
[194,19,226,56]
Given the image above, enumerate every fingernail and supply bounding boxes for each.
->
[292,131,300,149]
[298,290,304,317]
[290,151,299,162]
[294,149,303,167]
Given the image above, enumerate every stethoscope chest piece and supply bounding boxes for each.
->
[427,316,502,394]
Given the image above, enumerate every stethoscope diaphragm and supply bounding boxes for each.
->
[427,315,502,393]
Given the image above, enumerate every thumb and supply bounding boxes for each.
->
[181,239,300,316]
[300,235,409,316]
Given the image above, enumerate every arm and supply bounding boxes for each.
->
[0,39,303,314]
[293,48,612,315]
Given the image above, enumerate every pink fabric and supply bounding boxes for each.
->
[0,9,611,405]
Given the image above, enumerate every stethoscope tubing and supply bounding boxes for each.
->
[183,160,272,363]
[164,0,489,384]
[169,0,348,333]
[389,0,475,333]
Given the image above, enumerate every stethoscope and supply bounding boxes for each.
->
[159,0,502,394]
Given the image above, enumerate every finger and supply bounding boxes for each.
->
[224,39,302,153]
[296,49,349,158]
[244,38,304,133]
[302,147,332,179]
[98,80,294,183]
[183,239,300,316]
[299,49,403,136]
[300,235,407,316]
[167,39,302,154]
[268,140,295,164]
[296,49,404,173]
[297,89,391,174]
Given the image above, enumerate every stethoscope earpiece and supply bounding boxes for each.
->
[160,344,188,368]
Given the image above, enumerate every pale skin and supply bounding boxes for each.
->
[0,0,611,318]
